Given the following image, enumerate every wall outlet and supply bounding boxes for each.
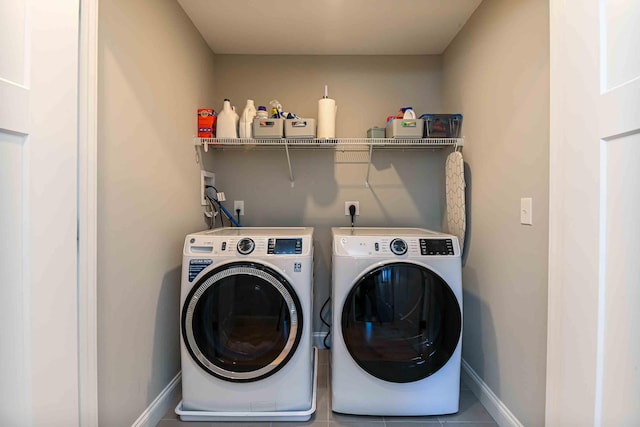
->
[200,170,215,206]
[234,200,245,216]
[345,201,360,216]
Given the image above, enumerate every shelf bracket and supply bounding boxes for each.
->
[284,139,295,187]
[194,144,202,165]
[365,142,374,188]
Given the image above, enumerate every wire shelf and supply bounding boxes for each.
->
[196,137,463,150]
[193,137,464,188]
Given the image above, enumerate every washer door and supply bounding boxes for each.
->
[341,262,461,383]
[182,261,303,382]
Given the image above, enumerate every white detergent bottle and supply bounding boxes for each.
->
[233,105,239,135]
[239,99,257,138]
[216,99,238,138]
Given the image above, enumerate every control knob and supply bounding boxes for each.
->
[390,238,408,255]
[237,238,255,255]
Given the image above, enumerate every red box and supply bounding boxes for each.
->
[198,109,216,138]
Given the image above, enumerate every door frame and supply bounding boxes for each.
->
[547,0,613,424]
[74,0,587,424]
[78,0,99,425]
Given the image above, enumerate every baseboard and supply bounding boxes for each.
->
[313,331,330,349]
[131,372,181,427]
[461,359,523,427]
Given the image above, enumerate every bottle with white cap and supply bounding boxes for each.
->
[256,105,268,119]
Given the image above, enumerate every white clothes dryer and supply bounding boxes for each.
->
[331,227,462,416]
[179,227,314,414]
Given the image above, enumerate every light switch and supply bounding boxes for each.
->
[520,197,533,225]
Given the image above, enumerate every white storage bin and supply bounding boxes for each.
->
[253,118,284,139]
[284,119,316,139]
[385,119,424,138]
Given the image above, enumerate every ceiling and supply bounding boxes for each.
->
[177,0,483,55]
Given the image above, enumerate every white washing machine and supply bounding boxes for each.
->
[331,227,462,416]
[179,227,314,415]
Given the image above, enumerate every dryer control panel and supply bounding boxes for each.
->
[335,236,459,257]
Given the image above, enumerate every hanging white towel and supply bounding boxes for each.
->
[445,151,466,252]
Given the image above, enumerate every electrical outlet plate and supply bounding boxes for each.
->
[345,201,360,215]
[200,170,215,206]
[234,200,245,216]
[520,197,533,225]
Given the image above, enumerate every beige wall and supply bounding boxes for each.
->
[213,55,443,137]
[210,55,448,332]
[97,0,215,424]
[442,0,550,425]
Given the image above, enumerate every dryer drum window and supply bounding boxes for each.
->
[182,262,303,382]
[341,262,461,383]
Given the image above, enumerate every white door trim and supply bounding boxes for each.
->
[78,0,99,425]
[547,0,640,424]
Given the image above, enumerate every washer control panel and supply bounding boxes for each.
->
[185,234,310,256]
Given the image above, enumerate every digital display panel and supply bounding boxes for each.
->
[425,240,449,252]
[420,239,454,255]
[274,238,301,254]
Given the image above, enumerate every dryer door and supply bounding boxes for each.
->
[182,262,303,382]
[341,262,461,383]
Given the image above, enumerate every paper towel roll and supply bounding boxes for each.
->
[317,98,337,138]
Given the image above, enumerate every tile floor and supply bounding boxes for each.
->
[156,350,497,427]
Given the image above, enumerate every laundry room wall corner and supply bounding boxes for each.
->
[442,0,550,426]
[97,0,216,425]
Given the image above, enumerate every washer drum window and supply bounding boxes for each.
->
[182,262,303,382]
